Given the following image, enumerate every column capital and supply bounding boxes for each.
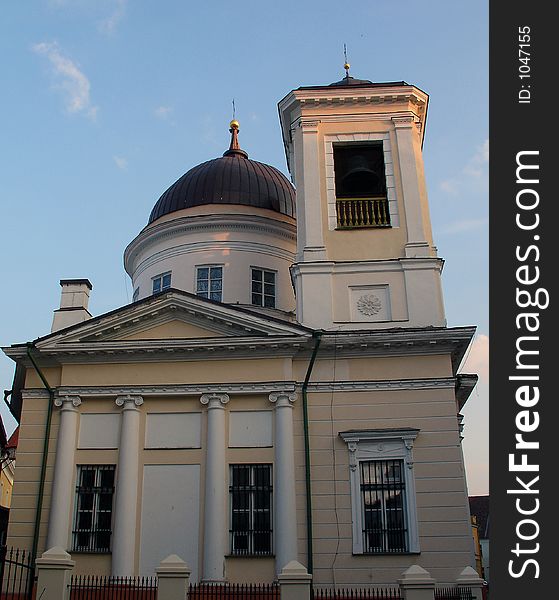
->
[200,393,229,408]
[392,115,416,129]
[115,395,144,408]
[54,395,81,409]
[269,391,297,406]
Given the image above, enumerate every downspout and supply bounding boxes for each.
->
[301,331,322,575]
[25,343,55,575]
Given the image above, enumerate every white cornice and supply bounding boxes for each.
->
[55,382,297,398]
[26,377,456,400]
[307,377,455,392]
[124,213,296,275]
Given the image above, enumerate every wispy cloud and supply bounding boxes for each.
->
[154,106,173,120]
[32,41,98,119]
[113,155,128,170]
[440,138,489,195]
[98,0,127,34]
[439,217,488,235]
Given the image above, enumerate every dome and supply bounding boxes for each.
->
[148,122,296,224]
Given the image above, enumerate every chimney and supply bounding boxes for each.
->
[51,279,93,333]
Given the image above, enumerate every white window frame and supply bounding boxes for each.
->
[324,133,399,230]
[250,267,277,308]
[339,428,420,554]
[196,265,223,302]
[152,271,171,294]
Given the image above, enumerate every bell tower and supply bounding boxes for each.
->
[278,71,446,330]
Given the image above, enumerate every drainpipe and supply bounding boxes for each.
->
[25,343,55,576]
[301,331,322,575]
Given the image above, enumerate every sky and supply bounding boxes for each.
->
[0,1,488,494]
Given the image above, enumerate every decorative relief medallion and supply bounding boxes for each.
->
[357,294,382,316]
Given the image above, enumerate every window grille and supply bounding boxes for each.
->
[196,266,223,302]
[251,269,276,308]
[72,465,115,553]
[360,459,408,553]
[229,464,273,556]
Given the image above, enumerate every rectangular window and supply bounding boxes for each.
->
[229,464,273,556]
[132,287,140,302]
[251,268,276,308]
[152,272,171,294]
[360,459,407,553]
[196,266,223,302]
[72,465,115,553]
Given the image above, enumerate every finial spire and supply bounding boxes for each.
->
[343,44,350,80]
[223,117,248,158]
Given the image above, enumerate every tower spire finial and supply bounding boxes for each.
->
[223,107,248,158]
[343,44,350,80]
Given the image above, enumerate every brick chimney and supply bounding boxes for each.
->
[51,279,93,332]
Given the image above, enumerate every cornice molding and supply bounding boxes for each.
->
[307,377,456,392]
[125,213,296,274]
[42,377,457,399]
[55,381,298,398]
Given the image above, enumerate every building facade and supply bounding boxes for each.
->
[3,72,478,586]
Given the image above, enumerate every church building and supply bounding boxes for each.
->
[3,69,478,586]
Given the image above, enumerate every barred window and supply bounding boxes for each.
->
[251,269,276,308]
[196,266,223,302]
[152,272,171,294]
[340,429,420,554]
[229,464,272,556]
[72,465,115,553]
[360,459,408,553]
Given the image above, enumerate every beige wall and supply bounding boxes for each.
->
[8,350,472,584]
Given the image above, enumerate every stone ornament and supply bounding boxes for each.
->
[54,395,82,408]
[115,395,144,407]
[357,294,382,316]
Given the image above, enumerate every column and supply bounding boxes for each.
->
[269,392,298,574]
[112,395,143,576]
[46,395,81,550]
[200,393,229,582]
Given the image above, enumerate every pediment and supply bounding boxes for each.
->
[34,290,310,349]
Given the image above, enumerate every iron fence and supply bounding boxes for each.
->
[434,587,473,600]
[189,582,279,600]
[68,575,157,600]
[312,588,402,600]
[0,546,35,600]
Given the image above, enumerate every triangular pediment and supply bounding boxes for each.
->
[34,289,311,349]
[120,320,226,340]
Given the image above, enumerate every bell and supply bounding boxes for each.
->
[340,153,379,195]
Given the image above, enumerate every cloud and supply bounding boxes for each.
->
[154,106,173,120]
[462,334,489,381]
[32,41,98,119]
[98,0,127,34]
[439,138,489,194]
[439,217,488,235]
[113,156,128,170]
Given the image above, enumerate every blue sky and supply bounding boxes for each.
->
[0,1,488,493]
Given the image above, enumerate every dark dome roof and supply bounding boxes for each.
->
[149,124,295,224]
